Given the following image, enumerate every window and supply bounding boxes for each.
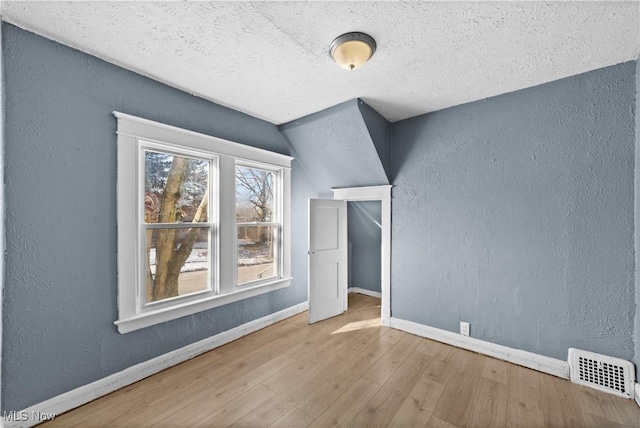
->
[114,112,292,333]
[144,148,214,307]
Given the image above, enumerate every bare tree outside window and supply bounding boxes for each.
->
[236,165,278,285]
[144,151,211,303]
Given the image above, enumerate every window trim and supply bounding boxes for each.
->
[114,112,293,334]
[234,160,282,288]
[138,143,218,312]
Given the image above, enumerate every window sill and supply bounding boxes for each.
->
[114,277,293,334]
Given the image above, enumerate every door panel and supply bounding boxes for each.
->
[308,199,347,324]
[313,263,339,301]
[313,206,340,250]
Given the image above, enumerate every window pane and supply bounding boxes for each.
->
[237,225,276,285]
[145,150,209,224]
[146,227,210,303]
[236,166,275,222]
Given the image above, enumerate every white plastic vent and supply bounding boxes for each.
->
[568,348,635,398]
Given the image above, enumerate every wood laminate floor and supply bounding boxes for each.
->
[43,294,640,427]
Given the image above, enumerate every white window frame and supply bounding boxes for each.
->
[137,142,219,313]
[114,112,292,334]
[234,160,283,288]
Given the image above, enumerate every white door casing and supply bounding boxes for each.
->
[308,199,347,324]
[332,185,391,326]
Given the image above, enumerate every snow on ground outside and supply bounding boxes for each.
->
[149,239,271,273]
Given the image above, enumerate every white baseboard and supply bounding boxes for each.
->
[389,317,570,380]
[635,383,640,407]
[2,301,309,428]
[348,287,382,299]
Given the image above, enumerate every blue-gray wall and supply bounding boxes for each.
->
[348,201,382,293]
[392,61,636,362]
[280,99,389,197]
[0,21,4,411]
[357,101,392,182]
[1,24,317,411]
[635,58,640,379]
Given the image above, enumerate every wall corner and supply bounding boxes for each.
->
[634,57,640,382]
[0,18,5,413]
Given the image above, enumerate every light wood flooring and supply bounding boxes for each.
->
[44,294,640,427]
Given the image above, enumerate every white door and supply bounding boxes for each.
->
[308,199,347,324]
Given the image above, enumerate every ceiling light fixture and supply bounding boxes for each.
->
[329,32,376,71]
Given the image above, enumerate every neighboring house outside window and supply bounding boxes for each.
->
[114,112,292,333]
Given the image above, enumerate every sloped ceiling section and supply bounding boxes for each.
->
[280,99,389,196]
[357,101,392,181]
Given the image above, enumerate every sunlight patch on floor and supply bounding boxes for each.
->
[331,318,381,334]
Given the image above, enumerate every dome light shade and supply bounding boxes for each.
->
[329,32,376,71]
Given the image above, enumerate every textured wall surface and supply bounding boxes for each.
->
[280,99,389,197]
[635,58,640,379]
[357,101,392,182]
[348,201,382,293]
[1,24,316,411]
[0,21,4,411]
[392,62,636,362]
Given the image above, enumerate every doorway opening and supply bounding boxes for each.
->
[347,201,382,300]
[333,185,391,325]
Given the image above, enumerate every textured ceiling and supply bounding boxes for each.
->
[2,1,639,124]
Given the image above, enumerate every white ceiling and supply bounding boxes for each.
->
[2,1,639,124]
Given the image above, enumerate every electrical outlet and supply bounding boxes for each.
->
[460,321,470,336]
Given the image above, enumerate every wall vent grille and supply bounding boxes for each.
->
[568,348,635,399]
